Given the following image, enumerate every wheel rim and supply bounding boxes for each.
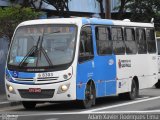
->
[131,82,136,98]
[85,83,95,105]
[85,85,92,102]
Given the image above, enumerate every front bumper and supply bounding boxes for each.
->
[5,80,76,102]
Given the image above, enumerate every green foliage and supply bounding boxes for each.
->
[116,0,160,32]
[126,0,160,22]
[0,5,41,40]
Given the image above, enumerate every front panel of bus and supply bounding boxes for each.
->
[5,24,78,101]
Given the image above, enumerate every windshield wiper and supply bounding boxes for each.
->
[18,30,62,67]
[18,36,41,67]
[36,33,53,67]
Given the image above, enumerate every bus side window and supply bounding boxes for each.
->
[78,26,94,63]
[137,28,147,54]
[96,26,112,55]
[146,29,156,53]
[112,27,125,55]
[125,28,137,54]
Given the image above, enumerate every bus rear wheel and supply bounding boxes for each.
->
[155,80,160,88]
[119,80,139,100]
[127,80,139,100]
[80,82,96,109]
[22,101,36,110]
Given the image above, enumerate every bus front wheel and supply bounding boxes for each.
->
[22,101,36,110]
[79,82,96,109]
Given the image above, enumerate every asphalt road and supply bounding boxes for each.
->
[1,87,160,120]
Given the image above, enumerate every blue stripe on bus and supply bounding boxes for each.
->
[8,70,35,78]
[82,18,113,25]
[76,55,117,100]
[76,20,116,100]
[6,69,35,85]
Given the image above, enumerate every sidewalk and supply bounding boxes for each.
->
[0,94,21,108]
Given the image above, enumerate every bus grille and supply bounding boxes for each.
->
[15,77,59,83]
[18,89,55,99]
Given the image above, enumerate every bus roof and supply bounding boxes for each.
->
[18,17,154,28]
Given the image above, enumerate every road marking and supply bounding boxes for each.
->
[136,96,149,100]
[0,102,11,104]
[45,118,59,120]
[1,110,160,117]
[0,96,159,115]
[81,96,160,113]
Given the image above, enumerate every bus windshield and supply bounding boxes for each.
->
[8,25,77,71]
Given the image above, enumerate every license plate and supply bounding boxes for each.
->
[29,88,41,93]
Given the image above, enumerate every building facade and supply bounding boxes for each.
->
[0,0,120,18]
[0,0,10,7]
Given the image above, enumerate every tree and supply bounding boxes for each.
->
[125,0,160,31]
[117,0,131,19]
[97,0,104,18]
[43,0,70,17]
[10,0,70,17]
[126,0,160,22]
[0,5,41,41]
[10,0,43,10]
[115,0,160,30]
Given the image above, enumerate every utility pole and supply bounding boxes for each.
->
[105,0,111,19]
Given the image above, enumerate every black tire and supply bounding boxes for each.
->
[155,80,160,88]
[127,80,139,100]
[79,82,96,109]
[22,101,36,110]
[119,80,139,100]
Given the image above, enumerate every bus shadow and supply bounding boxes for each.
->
[17,95,133,112]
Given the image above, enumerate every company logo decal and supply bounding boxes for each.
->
[109,59,114,65]
[118,59,131,69]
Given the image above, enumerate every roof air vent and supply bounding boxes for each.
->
[123,19,131,22]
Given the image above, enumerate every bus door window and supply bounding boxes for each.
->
[112,27,125,55]
[79,26,94,63]
[124,28,137,54]
[146,29,156,53]
[137,28,147,54]
[96,26,112,55]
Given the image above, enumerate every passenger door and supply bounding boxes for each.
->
[76,26,94,100]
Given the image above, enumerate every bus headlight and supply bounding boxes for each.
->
[57,83,70,94]
[6,84,16,94]
[61,85,68,91]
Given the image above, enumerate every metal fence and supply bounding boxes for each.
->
[0,37,9,94]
